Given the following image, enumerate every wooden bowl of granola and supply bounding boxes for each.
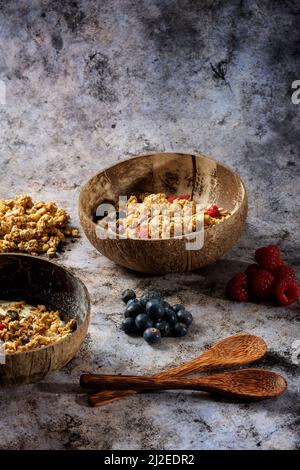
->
[0,253,90,386]
[79,153,247,274]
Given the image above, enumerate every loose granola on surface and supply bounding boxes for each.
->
[0,194,79,256]
[0,301,77,353]
[98,193,231,239]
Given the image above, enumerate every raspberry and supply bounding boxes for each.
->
[135,225,149,239]
[255,245,282,270]
[255,245,281,258]
[0,322,6,330]
[167,194,190,203]
[272,265,296,281]
[245,264,260,277]
[207,203,220,218]
[226,273,248,301]
[275,279,300,306]
[249,269,275,301]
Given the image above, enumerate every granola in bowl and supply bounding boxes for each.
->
[0,301,77,354]
[0,194,79,257]
[98,193,230,239]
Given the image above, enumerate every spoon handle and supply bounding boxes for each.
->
[81,355,229,392]
[81,352,212,395]
[88,369,287,407]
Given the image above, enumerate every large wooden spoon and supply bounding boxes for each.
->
[81,334,267,406]
[88,369,287,407]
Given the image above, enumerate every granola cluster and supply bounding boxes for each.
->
[100,193,230,239]
[0,301,77,353]
[0,195,79,256]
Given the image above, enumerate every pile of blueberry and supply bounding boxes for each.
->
[121,289,193,345]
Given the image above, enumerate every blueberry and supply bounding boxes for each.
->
[173,322,188,337]
[127,298,142,307]
[124,301,144,318]
[164,308,177,327]
[135,313,153,332]
[155,321,170,337]
[121,289,136,304]
[145,299,164,321]
[172,304,185,313]
[122,317,136,334]
[140,293,150,308]
[161,300,171,310]
[147,290,161,300]
[143,327,161,344]
[176,309,193,326]
[6,309,19,321]
[140,291,161,308]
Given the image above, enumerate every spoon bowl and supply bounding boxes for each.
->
[165,333,268,375]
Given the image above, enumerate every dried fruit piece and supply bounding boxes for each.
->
[249,269,275,301]
[275,279,300,306]
[226,273,248,302]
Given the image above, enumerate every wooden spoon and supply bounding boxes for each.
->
[81,334,267,405]
[88,369,287,407]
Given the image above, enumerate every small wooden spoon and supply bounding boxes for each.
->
[81,334,267,406]
[88,369,287,407]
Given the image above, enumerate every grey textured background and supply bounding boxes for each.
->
[0,0,299,450]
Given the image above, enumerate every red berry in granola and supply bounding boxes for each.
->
[207,203,220,218]
[275,278,300,306]
[167,194,190,203]
[135,224,149,239]
[245,263,260,277]
[255,245,282,270]
[272,265,296,281]
[0,322,6,331]
[249,269,275,301]
[226,272,248,301]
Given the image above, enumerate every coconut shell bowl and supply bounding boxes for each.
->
[79,153,247,274]
[0,253,90,386]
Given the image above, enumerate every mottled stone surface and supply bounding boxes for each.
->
[0,0,299,450]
